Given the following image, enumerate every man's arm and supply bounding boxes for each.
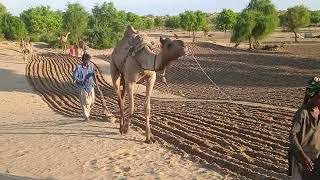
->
[290,111,305,153]
[290,110,314,171]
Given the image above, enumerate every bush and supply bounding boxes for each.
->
[1,14,27,40]
[165,16,181,29]
[87,2,126,49]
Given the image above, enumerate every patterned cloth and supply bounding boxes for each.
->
[73,63,96,92]
[73,62,96,120]
[307,77,320,96]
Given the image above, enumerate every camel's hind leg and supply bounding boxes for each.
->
[111,62,126,134]
[144,73,156,143]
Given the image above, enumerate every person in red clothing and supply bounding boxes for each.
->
[69,44,76,56]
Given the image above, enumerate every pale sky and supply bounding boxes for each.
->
[1,0,319,16]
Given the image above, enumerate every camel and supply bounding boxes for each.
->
[20,38,33,63]
[78,40,87,57]
[60,32,71,54]
[110,26,187,143]
[20,38,26,51]
[22,40,33,63]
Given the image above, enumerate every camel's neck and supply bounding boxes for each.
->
[135,48,170,72]
[63,34,69,41]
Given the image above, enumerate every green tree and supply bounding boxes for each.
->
[180,10,208,42]
[310,11,320,24]
[126,12,145,29]
[215,9,237,34]
[20,6,63,35]
[154,17,164,28]
[165,16,181,29]
[0,3,8,39]
[63,3,89,44]
[0,3,6,17]
[143,18,154,29]
[231,0,278,49]
[284,5,310,42]
[231,11,257,48]
[279,13,288,30]
[1,14,27,40]
[87,2,126,49]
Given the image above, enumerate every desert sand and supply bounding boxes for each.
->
[0,42,223,180]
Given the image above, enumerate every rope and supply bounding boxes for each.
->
[95,83,113,117]
[189,44,262,124]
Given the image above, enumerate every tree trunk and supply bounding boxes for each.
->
[224,28,227,39]
[294,31,298,42]
[234,43,240,48]
[192,31,196,42]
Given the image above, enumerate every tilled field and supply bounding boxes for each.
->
[26,52,297,179]
[153,43,320,108]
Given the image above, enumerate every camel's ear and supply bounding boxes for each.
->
[160,36,166,45]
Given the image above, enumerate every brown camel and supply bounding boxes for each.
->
[22,40,33,63]
[60,32,71,54]
[20,38,26,51]
[110,26,187,143]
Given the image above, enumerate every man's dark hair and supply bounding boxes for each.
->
[82,53,91,61]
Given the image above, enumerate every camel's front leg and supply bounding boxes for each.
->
[123,81,135,134]
[144,73,156,143]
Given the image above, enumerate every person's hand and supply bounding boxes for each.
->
[302,153,314,171]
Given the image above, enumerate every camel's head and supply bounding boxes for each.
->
[160,36,187,61]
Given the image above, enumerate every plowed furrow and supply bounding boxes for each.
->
[25,52,293,179]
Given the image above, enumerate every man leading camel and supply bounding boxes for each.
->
[73,53,96,121]
[289,77,320,180]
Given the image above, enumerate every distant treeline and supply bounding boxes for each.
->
[0,1,319,49]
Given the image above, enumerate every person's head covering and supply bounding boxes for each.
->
[306,76,320,96]
[82,53,91,62]
[303,77,320,104]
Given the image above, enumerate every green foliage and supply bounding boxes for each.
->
[231,0,278,48]
[285,5,310,31]
[179,10,208,41]
[63,3,89,44]
[144,18,154,29]
[180,11,207,32]
[1,14,27,40]
[231,11,256,43]
[87,2,127,49]
[20,6,63,34]
[0,3,7,16]
[0,3,8,39]
[126,12,145,29]
[165,16,181,29]
[246,0,277,15]
[154,17,164,27]
[215,9,237,32]
[42,32,60,48]
[310,11,320,24]
[283,5,310,42]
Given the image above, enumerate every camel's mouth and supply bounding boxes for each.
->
[178,47,188,58]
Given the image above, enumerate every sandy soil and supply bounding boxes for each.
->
[23,42,295,179]
[1,27,319,180]
[0,42,224,180]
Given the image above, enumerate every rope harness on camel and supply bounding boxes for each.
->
[126,33,172,95]
[127,33,158,71]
